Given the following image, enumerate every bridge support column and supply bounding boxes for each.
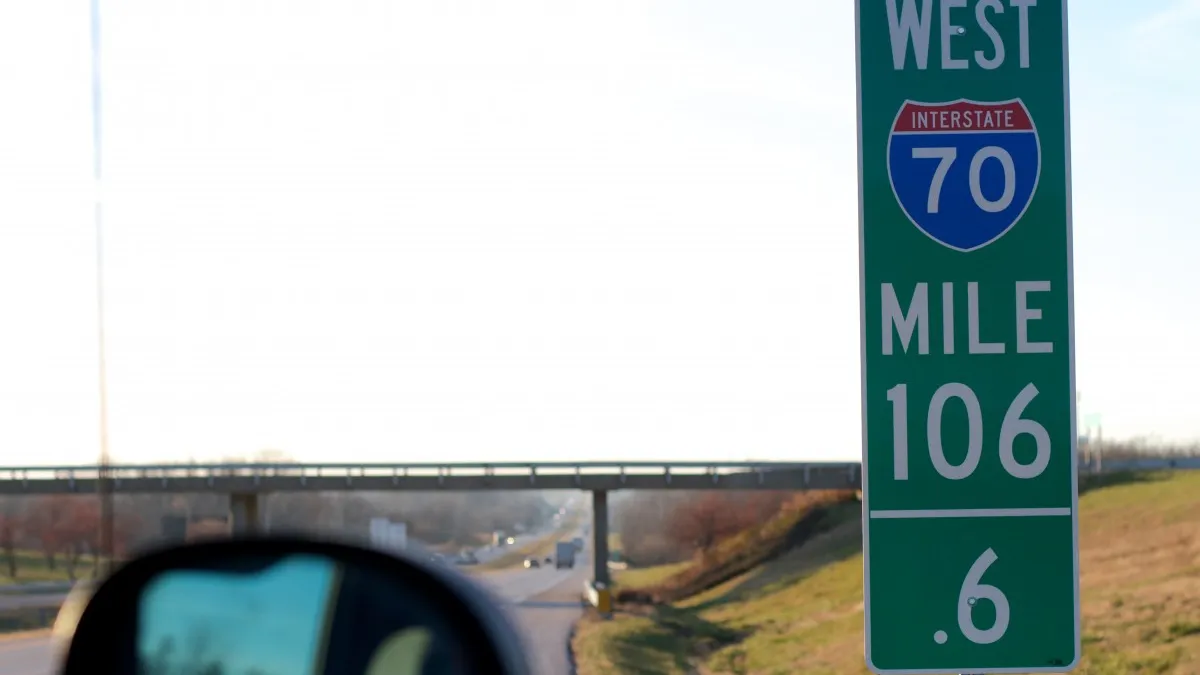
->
[229,493,261,535]
[591,490,610,588]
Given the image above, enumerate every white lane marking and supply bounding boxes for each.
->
[870,507,1072,519]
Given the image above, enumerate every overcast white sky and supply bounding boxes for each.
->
[0,0,1196,466]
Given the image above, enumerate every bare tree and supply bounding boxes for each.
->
[0,510,19,578]
[667,493,746,553]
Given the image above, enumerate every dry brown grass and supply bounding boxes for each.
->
[573,470,1200,675]
[616,490,858,605]
[1070,471,1200,674]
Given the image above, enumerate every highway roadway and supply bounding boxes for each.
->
[0,630,55,675]
[0,594,68,612]
[0,550,589,675]
[477,551,591,675]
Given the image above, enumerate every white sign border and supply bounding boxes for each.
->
[854,1,1081,672]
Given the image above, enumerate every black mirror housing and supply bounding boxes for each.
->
[61,536,535,675]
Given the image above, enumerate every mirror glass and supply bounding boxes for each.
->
[132,551,480,675]
[138,554,337,675]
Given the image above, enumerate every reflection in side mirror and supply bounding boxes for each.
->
[60,538,535,675]
[138,555,338,675]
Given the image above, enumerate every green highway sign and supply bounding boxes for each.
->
[855,1,1079,673]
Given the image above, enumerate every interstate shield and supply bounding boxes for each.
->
[887,99,1041,252]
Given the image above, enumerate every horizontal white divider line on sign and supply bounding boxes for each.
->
[869,507,1073,519]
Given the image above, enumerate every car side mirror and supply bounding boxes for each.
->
[59,536,535,675]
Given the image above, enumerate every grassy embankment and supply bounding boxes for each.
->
[0,549,101,585]
[612,562,692,591]
[574,471,1200,675]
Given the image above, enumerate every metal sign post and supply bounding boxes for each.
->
[90,0,115,573]
[856,0,1080,672]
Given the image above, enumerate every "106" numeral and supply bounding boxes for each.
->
[886,382,1050,481]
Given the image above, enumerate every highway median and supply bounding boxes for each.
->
[0,605,60,636]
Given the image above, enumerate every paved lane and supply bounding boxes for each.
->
[0,592,68,675]
[469,529,590,675]
[493,563,589,675]
[0,633,54,675]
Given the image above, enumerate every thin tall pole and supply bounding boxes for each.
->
[90,0,115,573]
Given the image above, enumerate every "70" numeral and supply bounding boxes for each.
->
[911,146,1017,215]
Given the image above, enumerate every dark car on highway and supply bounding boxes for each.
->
[523,557,540,569]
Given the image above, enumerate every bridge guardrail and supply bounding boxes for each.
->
[0,457,1191,495]
[0,461,863,494]
[0,455,1191,480]
[0,460,847,479]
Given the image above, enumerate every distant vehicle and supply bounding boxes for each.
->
[505,536,516,545]
[368,518,408,553]
[543,556,552,565]
[555,541,575,569]
[523,557,540,569]
[571,537,584,551]
[456,549,479,565]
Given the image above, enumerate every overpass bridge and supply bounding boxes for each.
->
[0,456,864,593]
[0,459,858,592]
[0,456,1190,598]
[0,460,860,495]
